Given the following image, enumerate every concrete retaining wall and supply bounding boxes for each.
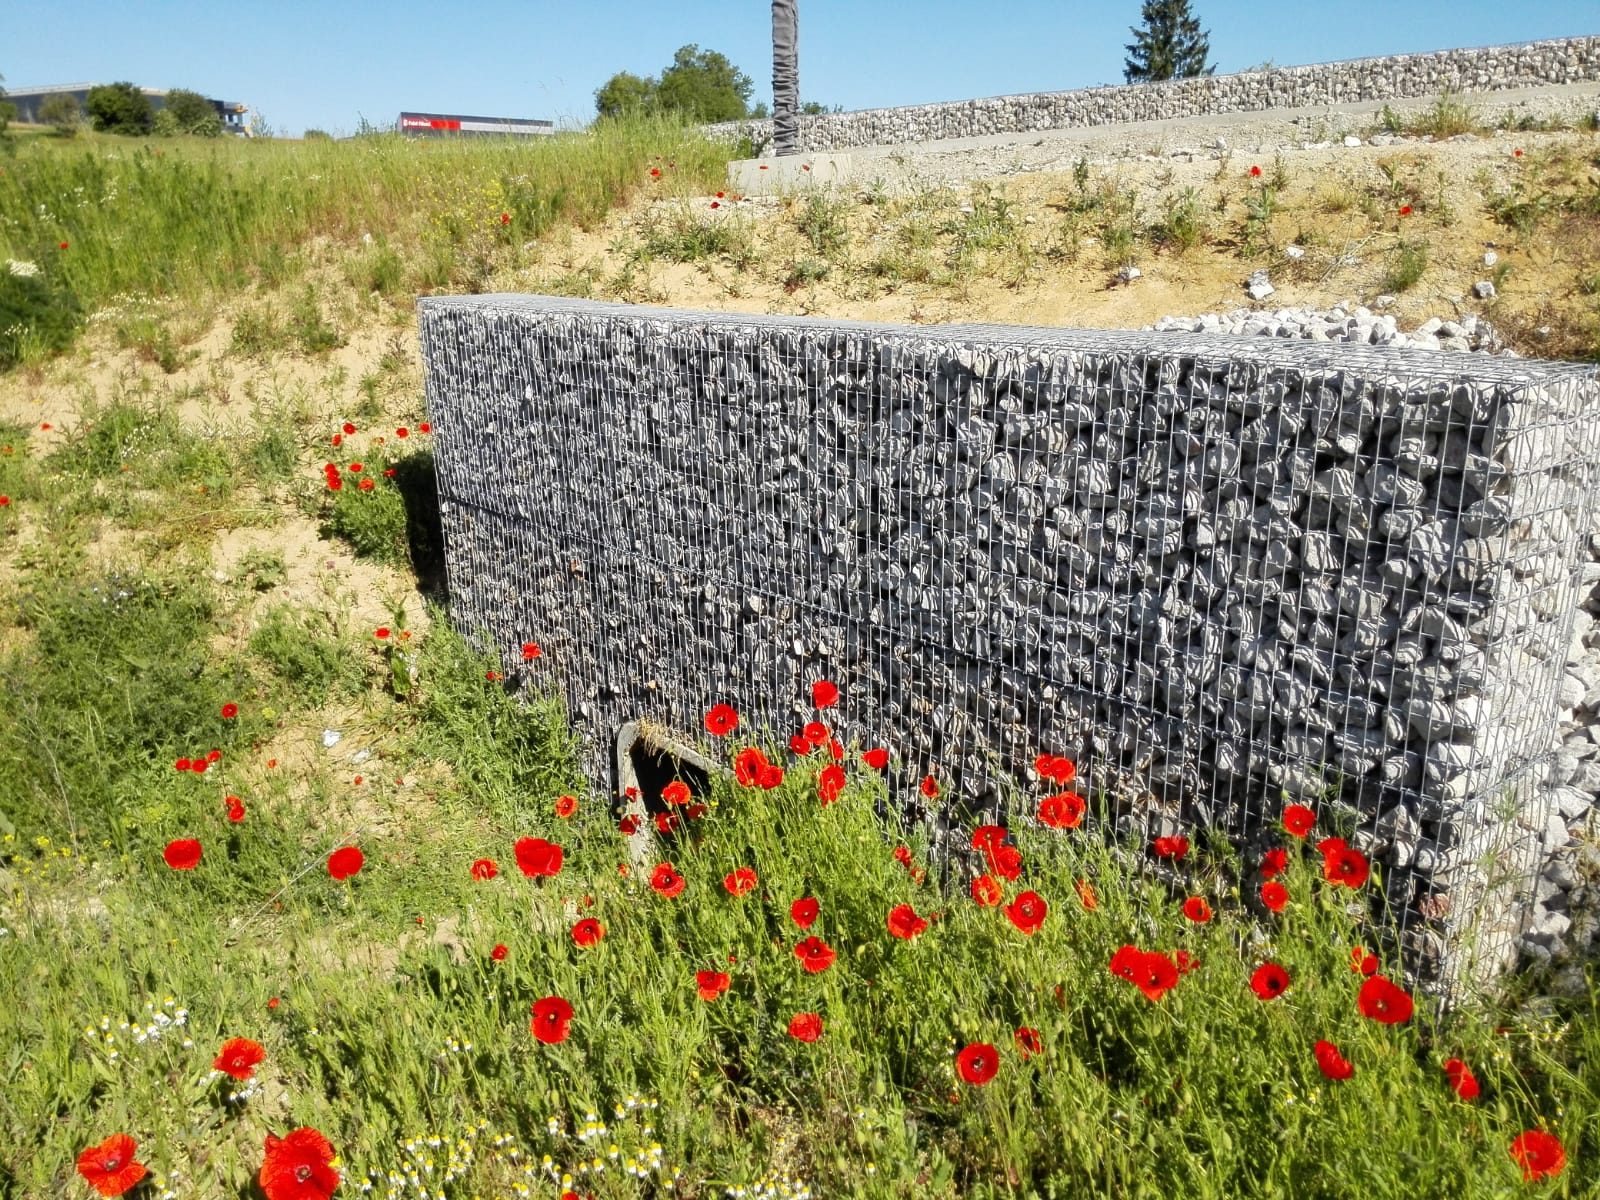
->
[417,295,1600,991]
[702,36,1600,154]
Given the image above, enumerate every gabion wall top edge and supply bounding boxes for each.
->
[417,294,1600,385]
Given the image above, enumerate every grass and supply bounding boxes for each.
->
[0,113,730,344]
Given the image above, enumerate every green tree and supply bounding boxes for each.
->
[1124,0,1213,83]
[0,75,14,138]
[86,82,154,135]
[656,45,752,122]
[161,88,223,136]
[594,71,659,119]
[39,93,81,136]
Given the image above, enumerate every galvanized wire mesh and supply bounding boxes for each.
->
[418,295,1600,993]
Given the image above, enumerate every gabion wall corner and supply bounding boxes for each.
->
[417,294,1600,995]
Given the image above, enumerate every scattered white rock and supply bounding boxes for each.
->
[1213,135,1227,150]
[1023,214,1036,224]
[1147,305,1508,354]
[322,729,342,749]
[1373,294,1397,308]
[1343,134,1363,147]
[1116,264,1143,284]
[1483,250,1498,267]
[1245,269,1275,301]
[1284,245,1305,260]
[350,748,372,766]
[1473,280,1498,300]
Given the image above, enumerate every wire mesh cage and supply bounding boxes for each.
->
[418,294,1600,996]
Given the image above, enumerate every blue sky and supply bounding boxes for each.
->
[3,1,1595,137]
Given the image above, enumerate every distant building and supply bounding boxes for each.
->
[397,111,555,137]
[4,83,249,133]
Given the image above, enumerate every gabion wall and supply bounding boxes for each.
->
[702,35,1600,154]
[417,296,1600,992]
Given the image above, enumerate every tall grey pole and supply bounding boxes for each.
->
[772,0,798,155]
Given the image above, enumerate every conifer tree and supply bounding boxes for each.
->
[1124,0,1214,83]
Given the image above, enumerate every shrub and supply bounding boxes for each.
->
[85,82,154,135]
[38,93,81,136]
[249,604,360,699]
[161,89,222,137]
[0,263,81,369]
[322,466,410,564]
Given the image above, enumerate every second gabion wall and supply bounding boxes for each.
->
[417,295,1600,991]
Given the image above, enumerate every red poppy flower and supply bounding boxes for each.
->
[887,903,928,940]
[723,866,758,896]
[788,1012,822,1042]
[650,167,661,177]
[1509,1130,1565,1181]
[1038,792,1086,829]
[164,838,202,870]
[268,997,280,1009]
[1033,753,1076,785]
[514,837,563,878]
[571,917,605,948]
[1261,847,1288,878]
[734,746,767,787]
[340,421,356,434]
[685,802,708,820]
[971,825,1007,855]
[1109,944,1141,981]
[1314,1040,1354,1081]
[553,794,577,818]
[1282,804,1316,837]
[956,1042,999,1085]
[530,995,573,1044]
[710,201,720,209]
[991,844,1023,881]
[1261,881,1288,912]
[807,678,838,709]
[794,935,836,973]
[862,747,889,769]
[1443,1057,1480,1101]
[1175,896,1208,923]
[490,943,508,960]
[1075,879,1098,910]
[618,814,641,835]
[758,762,784,789]
[1251,962,1290,1000]
[1399,205,1412,215]
[227,800,246,822]
[971,874,1002,906]
[469,857,498,881]
[1357,975,1413,1024]
[59,240,69,250]
[1175,949,1200,975]
[327,846,363,879]
[894,845,913,867]
[418,421,431,433]
[1134,951,1180,1001]
[920,774,939,799]
[76,1134,147,1197]
[789,734,812,755]
[396,427,409,438]
[499,211,511,225]
[374,627,390,640]
[650,862,686,897]
[214,1036,265,1080]
[790,896,818,928]
[696,970,731,1001]
[1322,845,1370,888]
[0,496,9,507]
[1152,835,1189,860]
[1004,890,1047,935]
[220,702,239,719]
[347,462,363,473]
[801,720,829,746]
[1349,945,1378,976]
[1249,165,1262,177]
[1014,1027,1042,1058]
[661,779,691,806]
[191,757,210,774]
[817,763,846,805]
[829,738,843,761]
[260,1128,339,1200]
[704,703,739,736]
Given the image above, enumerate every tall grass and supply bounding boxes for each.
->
[0,114,731,317]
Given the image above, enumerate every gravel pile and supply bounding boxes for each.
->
[1151,306,1508,354]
